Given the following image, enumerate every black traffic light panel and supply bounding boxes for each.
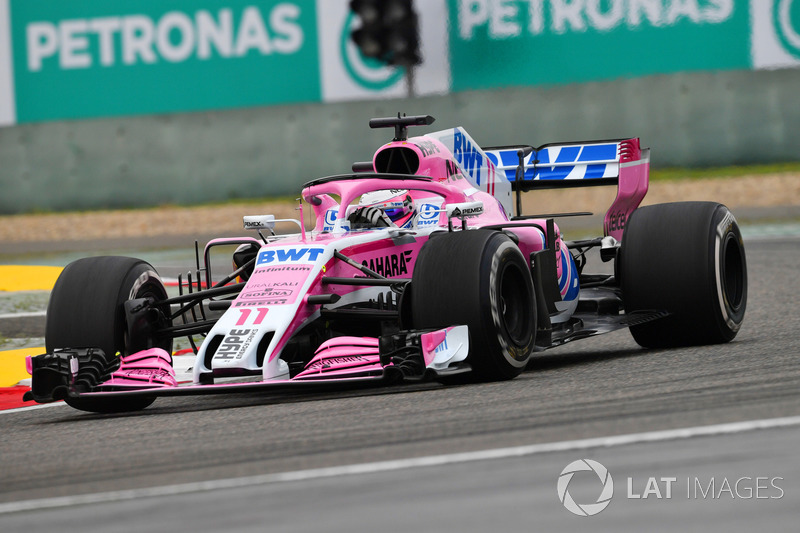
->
[350,0,421,67]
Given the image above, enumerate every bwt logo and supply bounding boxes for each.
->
[434,335,449,353]
[324,209,338,226]
[257,247,324,266]
[417,203,441,226]
[323,209,348,232]
[453,129,485,184]
[534,144,614,180]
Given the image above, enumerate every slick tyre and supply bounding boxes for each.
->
[411,230,536,381]
[620,202,747,348]
[46,256,172,412]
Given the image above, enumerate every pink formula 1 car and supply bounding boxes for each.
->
[26,115,747,413]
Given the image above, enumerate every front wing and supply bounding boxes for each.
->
[24,327,471,406]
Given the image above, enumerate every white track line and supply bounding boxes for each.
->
[0,402,65,414]
[1,414,799,515]
[0,311,46,319]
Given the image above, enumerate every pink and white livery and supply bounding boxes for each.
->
[27,114,747,413]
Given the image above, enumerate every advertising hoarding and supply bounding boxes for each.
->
[447,0,750,90]
[0,1,798,125]
[0,0,15,126]
[10,0,320,122]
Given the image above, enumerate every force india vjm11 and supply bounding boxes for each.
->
[26,115,748,413]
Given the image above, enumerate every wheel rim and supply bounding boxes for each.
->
[721,233,745,312]
[499,262,531,346]
[125,277,172,355]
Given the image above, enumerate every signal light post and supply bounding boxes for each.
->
[349,0,422,97]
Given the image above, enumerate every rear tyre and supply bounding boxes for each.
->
[46,256,172,412]
[411,230,536,381]
[620,202,747,348]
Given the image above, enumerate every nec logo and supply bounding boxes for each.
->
[256,247,325,266]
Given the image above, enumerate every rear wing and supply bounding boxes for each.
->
[484,139,650,240]
[484,138,643,189]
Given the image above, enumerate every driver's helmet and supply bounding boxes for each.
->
[357,189,416,228]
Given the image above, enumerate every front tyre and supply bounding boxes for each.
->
[620,202,747,348]
[46,256,172,412]
[411,230,537,381]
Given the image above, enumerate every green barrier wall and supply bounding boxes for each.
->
[1,67,799,214]
[2,0,800,213]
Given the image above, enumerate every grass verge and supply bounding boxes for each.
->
[651,162,800,181]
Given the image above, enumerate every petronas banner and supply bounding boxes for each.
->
[3,0,323,124]
[0,0,798,126]
[449,0,749,89]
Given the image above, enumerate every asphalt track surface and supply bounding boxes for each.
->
[1,236,799,531]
